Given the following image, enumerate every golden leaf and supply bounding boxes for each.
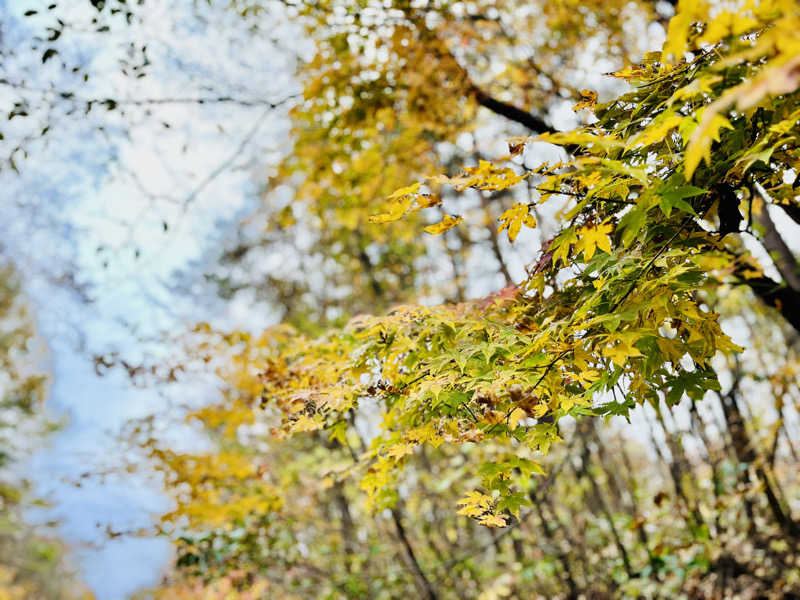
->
[575,222,613,260]
[498,203,536,242]
[424,214,462,234]
[573,89,598,111]
[478,513,508,528]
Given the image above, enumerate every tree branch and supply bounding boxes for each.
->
[777,202,800,228]
[753,183,800,293]
[0,78,300,109]
[183,106,274,206]
[471,87,555,134]
[391,508,438,600]
[739,272,800,334]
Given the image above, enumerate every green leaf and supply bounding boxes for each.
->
[658,185,705,217]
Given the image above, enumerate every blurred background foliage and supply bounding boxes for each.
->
[0,263,91,599]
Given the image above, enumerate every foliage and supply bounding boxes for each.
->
[225,0,799,529]
[131,0,800,597]
[215,0,665,327]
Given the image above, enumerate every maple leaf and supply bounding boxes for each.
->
[602,338,642,368]
[457,490,493,518]
[497,203,536,242]
[291,414,323,432]
[478,513,508,528]
[551,229,578,266]
[386,442,415,461]
[685,112,734,180]
[457,491,492,506]
[575,222,613,260]
[496,492,531,519]
[627,114,683,149]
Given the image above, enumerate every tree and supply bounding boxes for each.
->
[132,0,800,597]
[215,0,671,326]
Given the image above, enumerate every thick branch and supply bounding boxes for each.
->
[753,184,800,293]
[471,87,555,134]
[778,203,800,228]
[740,273,800,333]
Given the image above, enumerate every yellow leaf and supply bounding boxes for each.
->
[575,222,613,260]
[370,182,428,224]
[627,115,683,149]
[573,369,600,386]
[457,490,493,517]
[457,491,493,508]
[424,215,462,235]
[662,3,696,63]
[478,513,507,528]
[602,338,642,367]
[508,407,528,429]
[457,504,485,518]
[606,65,647,80]
[740,268,764,280]
[699,10,758,47]
[573,89,598,111]
[369,197,414,224]
[552,229,578,266]
[388,181,423,200]
[539,131,623,153]
[414,194,442,209]
[291,414,322,432]
[404,423,436,444]
[497,203,536,242]
[733,54,800,111]
[431,160,526,192]
[685,113,734,180]
[528,401,549,418]
[386,442,415,461]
